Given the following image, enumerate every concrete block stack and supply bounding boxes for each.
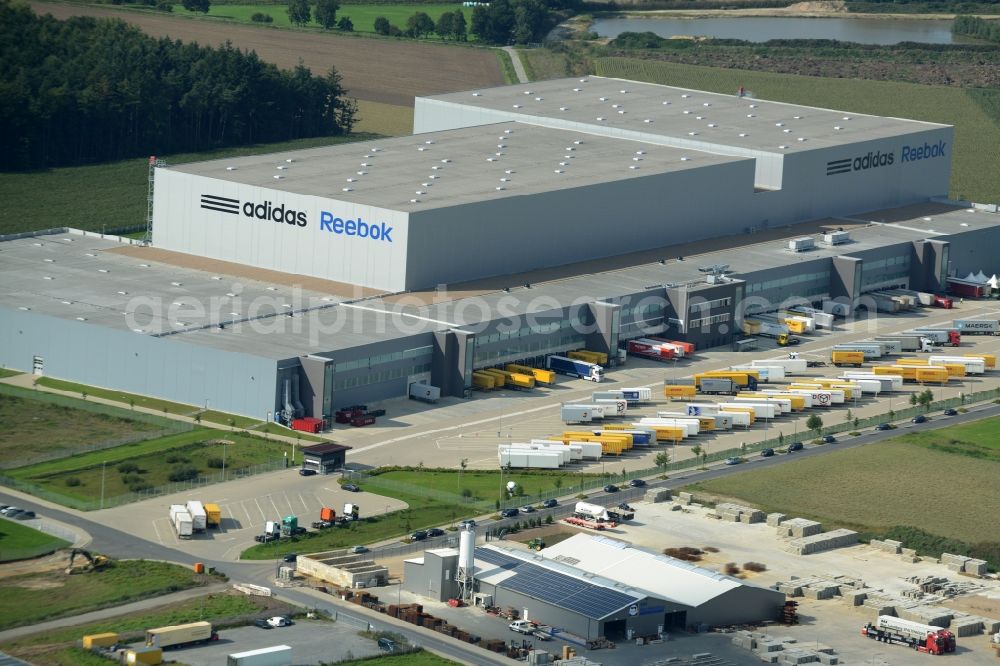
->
[843,590,868,606]
[786,529,858,556]
[730,629,758,650]
[869,538,901,554]
[767,512,787,527]
[941,552,971,573]
[779,648,819,664]
[803,582,840,600]
[984,618,1000,634]
[899,547,919,563]
[950,616,985,637]
[677,491,693,505]
[862,596,896,616]
[963,558,988,576]
[739,635,839,666]
[645,488,671,503]
[897,605,952,628]
[778,518,823,538]
[776,581,804,597]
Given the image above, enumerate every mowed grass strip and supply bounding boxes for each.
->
[899,416,1000,459]
[375,469,599,504]
[171,3,468,36]
[0,369,22,379]
[0,519,71,563]
[336,651,461,666]
[0,133,379,236]
[594,57,1000,204]
[0,560,214,630]
[689,438,1000,544]
[0,390,162,468]
[8,430,294,503]
[0,592,269,651]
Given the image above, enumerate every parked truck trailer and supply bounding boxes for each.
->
[861,615,955,655]
[953,319,999,335]
[547,356,603,382]
[227,645,292,666]
[146,621,217,649]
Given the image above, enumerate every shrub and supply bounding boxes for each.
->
[251,12,273,22]
[702,546,719,553]
[117,462,140,474]
[168,466,199,482]
[65,477,82,487]
[165,454,190,464]
[724,562,740,576]
[744,562,768,572]
[127,482,153,492]
[664,546,702,562]
[545,514,553,524]
[121,473,144,485]
[206,457,225,469]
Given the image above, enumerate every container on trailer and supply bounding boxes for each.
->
[655,413,716,431]
[953,319,999,335]
[145,622,214,649]
[408,383,441,403]
[593,399,628,416]
[568,350,608,366]
[226,645,292,666]
[915,367,950,384]
[204,503,222,528]
[663,384,696,399]
[125,647,163,666]
[473,372,496,390]
[727,399,778,419]
[561,405,595,424]
[636,418,700,437]
[788,385,845,404]
[750,358,807,374]
[546,355,604,382]
[506,364,555,385]
[499,448,562,469]
[83,633,119,649]
[964,353,995,369]
[186,501,207,532]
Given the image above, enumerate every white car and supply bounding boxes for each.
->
[267,616,292,628]
[509,620,536,634]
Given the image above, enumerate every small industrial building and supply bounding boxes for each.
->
[1,77,998,421]
[300,443,351,475]
[404,535,784,640]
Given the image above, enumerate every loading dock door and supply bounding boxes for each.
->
[664,610,686,630]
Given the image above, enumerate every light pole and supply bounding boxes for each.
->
[100,460,107,509]
[221,441,227,481]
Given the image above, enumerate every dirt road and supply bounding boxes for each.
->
[30,2,504,106]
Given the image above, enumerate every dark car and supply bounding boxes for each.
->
[0,507,21,516]
[254,619,272,630]
[298,468,317,477]
[541,499,558,508]
[282,553,297,563]
[911,414,927,424]
[617,502,634,511]
[822,435,837,443]
[459,519,476,529]
[629,479,646,488]
[787,442,804,452]
[724,457,742,465]
[427,527,445,537]
[520,505,536,514]
[943,408,958,416]
[5,510,24,519]
[410,530,428,541]
[760,448,775,457]
[875,423,892,431]
[500,508,519,518]
[14,510,35,520]
[603,484,620,493]
[377,637,397,653]
[342,483,361,492]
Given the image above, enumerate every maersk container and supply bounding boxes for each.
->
[227,645,293,666]
[953,319,999,335]
[561,405,594,424]
[186,501,207,532]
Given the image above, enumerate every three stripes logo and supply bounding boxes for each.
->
[826,158,852,176]
[200,194,240,215]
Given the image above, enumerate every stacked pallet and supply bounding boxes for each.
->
[869,538,902,554]
[766,513,787,527]
[731,631,840,665]
[714,502,765,523]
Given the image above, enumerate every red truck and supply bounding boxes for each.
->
[947,278,988,299]
[862,615,956,655]
[626,340,675,362]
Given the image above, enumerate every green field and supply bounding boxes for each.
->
[242,468,597,559]
[0,591,278,664]
[0,369,21,379]
[595,58,1000,204]
[0,519,71,563]
[689,423,1000,545]
[355,99,414,136]
[0,134,378,236]
[0,388,166,468]
[0,560,216,630]
[172,3,468,36]
[900,417,1000,460]
[7,429,294,505]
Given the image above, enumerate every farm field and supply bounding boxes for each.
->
[0,519,70,563]
[0,560,215,630]
[0,133,378,237]
[7,429,294,506]
[898,416,1000,460]
[595,57,1000,204]
[688,431,1000,544]
[30,2,504,107]
[355,99,415,136]
[0,387,170,468]
[172,3,465,36]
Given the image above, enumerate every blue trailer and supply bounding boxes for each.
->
[546,355,604,382]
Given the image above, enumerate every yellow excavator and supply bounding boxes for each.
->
[65,548,110,574]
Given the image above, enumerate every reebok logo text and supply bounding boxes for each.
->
[319,212,393,243]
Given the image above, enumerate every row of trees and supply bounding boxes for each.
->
[373,10,467,40]
[953,14,1000,42]
[0,1,356,170]
[287,0,352,30]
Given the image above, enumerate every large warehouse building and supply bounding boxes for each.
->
[403,534,784,640]
[1,77,998,422]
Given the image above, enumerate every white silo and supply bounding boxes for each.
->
[457,524,476,600]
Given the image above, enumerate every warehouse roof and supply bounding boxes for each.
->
[421,76,949,156]
[170,122,743,212]
[542,534,747,607]
[3,203,997,359]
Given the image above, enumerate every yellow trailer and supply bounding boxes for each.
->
[568,350,608,366]
[664,384,696,399]
[505,364,555,385]
[610,424,683,443]
[473,372,496,390]
[782,318,808,334]
[831,350,865,367]
[125,647,163,666]
[874,365,918,380]
[204,503,221,528]
[561,432,632,453]
[894,358,929,366]
[895,359,963,376]
[83,633,119,649]
[693,372,756,388]
[916,367,950,384]
[480,368,507,387]
[703,368,762,381]
[499,370,536,389]
[965,353,995,369]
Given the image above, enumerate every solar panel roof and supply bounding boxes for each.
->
[476,547,640,620]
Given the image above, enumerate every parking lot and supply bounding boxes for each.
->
[145,618,382,665]
[98,469,409,561]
